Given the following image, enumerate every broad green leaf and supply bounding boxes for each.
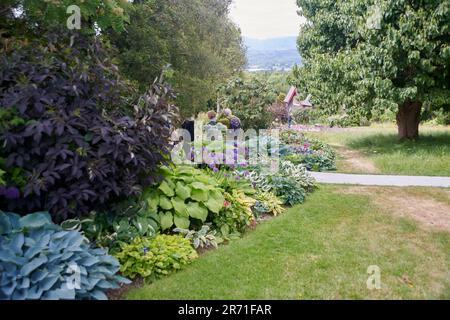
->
[205,190,225,214]
[158,180,175,197]
[171,197,188,217]
[159,212,173,230]
[191,188,208,202]
[191,182,207,190]
[186,202,208,222]
[145,190,160,212]
[159,195,173,210]
[175,182,191,200]
[174,215,190,229]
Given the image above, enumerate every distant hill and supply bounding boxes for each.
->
[244,36,302,72]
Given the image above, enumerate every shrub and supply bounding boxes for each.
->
[240,159,316,193]
[143,165,225,231]
[253,191,285,217]
[214,190,256,237]
[114,235,198,280]
[270,176,307,206]
[0,33,178,220]
[0,211,129,300]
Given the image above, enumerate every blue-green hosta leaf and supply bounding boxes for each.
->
[25,285,44,300]
[159,195,173,210]
[171,197,188,217]
[158,180,175,197]
[17,277,30,289]
[0,248,27,265]
[12,289,27,300]
[191,188,208,202]
[174,215,190,229]
[39,275,59,291]
[205,190,225,214]
[90,289,108,300]
[186,202,208,222]
[159,212,174,230]
[10,233,25,253]
[42,288,76,300]
[79,255,100,267]
[30,270,49,284]
[25,233,51,259]
[175,182,191,200]
[19,212,52,229]
[20,256,48,276]
[0,213,12,235]
[1,279,17,297]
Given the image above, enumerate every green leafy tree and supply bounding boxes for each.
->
[108,0,246,117]
[0,0,129,35]
[295,0,450,139]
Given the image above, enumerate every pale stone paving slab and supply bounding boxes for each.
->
[311,172,450,188]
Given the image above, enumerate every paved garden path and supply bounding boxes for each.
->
[311,172,450,188]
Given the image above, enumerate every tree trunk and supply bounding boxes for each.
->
[396,101,422,139]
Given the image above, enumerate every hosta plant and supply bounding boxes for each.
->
[61,199,160,254]
[239,159,316,195]
[214,190,256,237]
[0,212,129,300]
[270,177,307,206]
[143,165,225,231]
[253,191,285,217]
[114,235,198,280]
[174,224,221,250]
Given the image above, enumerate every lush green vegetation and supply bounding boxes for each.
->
[108,0,246,117]
[292,0,450,139]
[307,125,450,176]
[126,185,450,300]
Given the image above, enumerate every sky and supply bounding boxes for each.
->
[229,0,306,39]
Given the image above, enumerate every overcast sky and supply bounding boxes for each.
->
[229,0,305,39]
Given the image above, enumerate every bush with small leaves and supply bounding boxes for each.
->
[114,235,198,280]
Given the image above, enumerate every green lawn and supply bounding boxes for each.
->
[126,185,450,300]
[307,124,450,176]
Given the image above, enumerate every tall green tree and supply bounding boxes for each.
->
[295,0,450,139]
[109,0,246,117]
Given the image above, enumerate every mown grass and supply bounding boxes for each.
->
[307,125,450,176]
[126,185,450,300]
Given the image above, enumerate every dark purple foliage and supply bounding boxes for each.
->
[0,33,179,221]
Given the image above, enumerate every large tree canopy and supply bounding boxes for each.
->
[108,0,246,118]
[295,0,450,138]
